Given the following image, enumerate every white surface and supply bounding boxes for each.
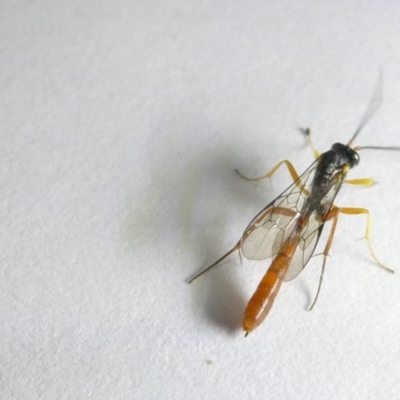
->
[1,1,400,399]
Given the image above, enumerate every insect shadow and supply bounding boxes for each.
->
[187,146,313,334]
[119,115,283,333]
[183,135,300,334]
[185,142,272,334]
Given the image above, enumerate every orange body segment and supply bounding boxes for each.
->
[243,231,300,334]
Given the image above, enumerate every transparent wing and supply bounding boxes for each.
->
[240,160,319,261]
[240,157,344,281]
[283,213,323,281]
[283,175,344,281]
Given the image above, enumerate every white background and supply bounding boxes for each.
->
[1,1,400,399]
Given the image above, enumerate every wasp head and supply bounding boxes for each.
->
[331,143,360,168]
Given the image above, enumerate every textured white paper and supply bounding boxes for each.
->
[1,1,400,399]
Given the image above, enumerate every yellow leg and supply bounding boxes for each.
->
[338,207,394,273]
[345,178,376,187]
[300,128,320,159]
[235,159,311,195]
[235,159,300,183]
[236,159,316,198]
[310,205,394,310]
[310,206,340,310]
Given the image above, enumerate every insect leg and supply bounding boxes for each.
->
[338,207,394,273]
[235,160,308,195]
[345,178,376,187]
[311,205,394,309]
[310,207,340,310]
[235,160,309,194]
[188,243,240,284]
[235,160,300,182]
[300,128,320,159]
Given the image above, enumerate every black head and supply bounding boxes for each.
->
[331,143,360,168]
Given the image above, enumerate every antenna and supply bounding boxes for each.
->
[354,145,400,151]
[347,73,383,147]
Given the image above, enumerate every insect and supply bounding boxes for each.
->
[189,77,400,336]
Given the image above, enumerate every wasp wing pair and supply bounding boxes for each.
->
[240,159,327,282]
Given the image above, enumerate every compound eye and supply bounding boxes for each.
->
[352,152,360,166]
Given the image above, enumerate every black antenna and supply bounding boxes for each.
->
[354,145,400,151]
[347,73,383,147]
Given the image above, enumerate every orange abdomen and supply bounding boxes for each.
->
[243,238,299,334]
